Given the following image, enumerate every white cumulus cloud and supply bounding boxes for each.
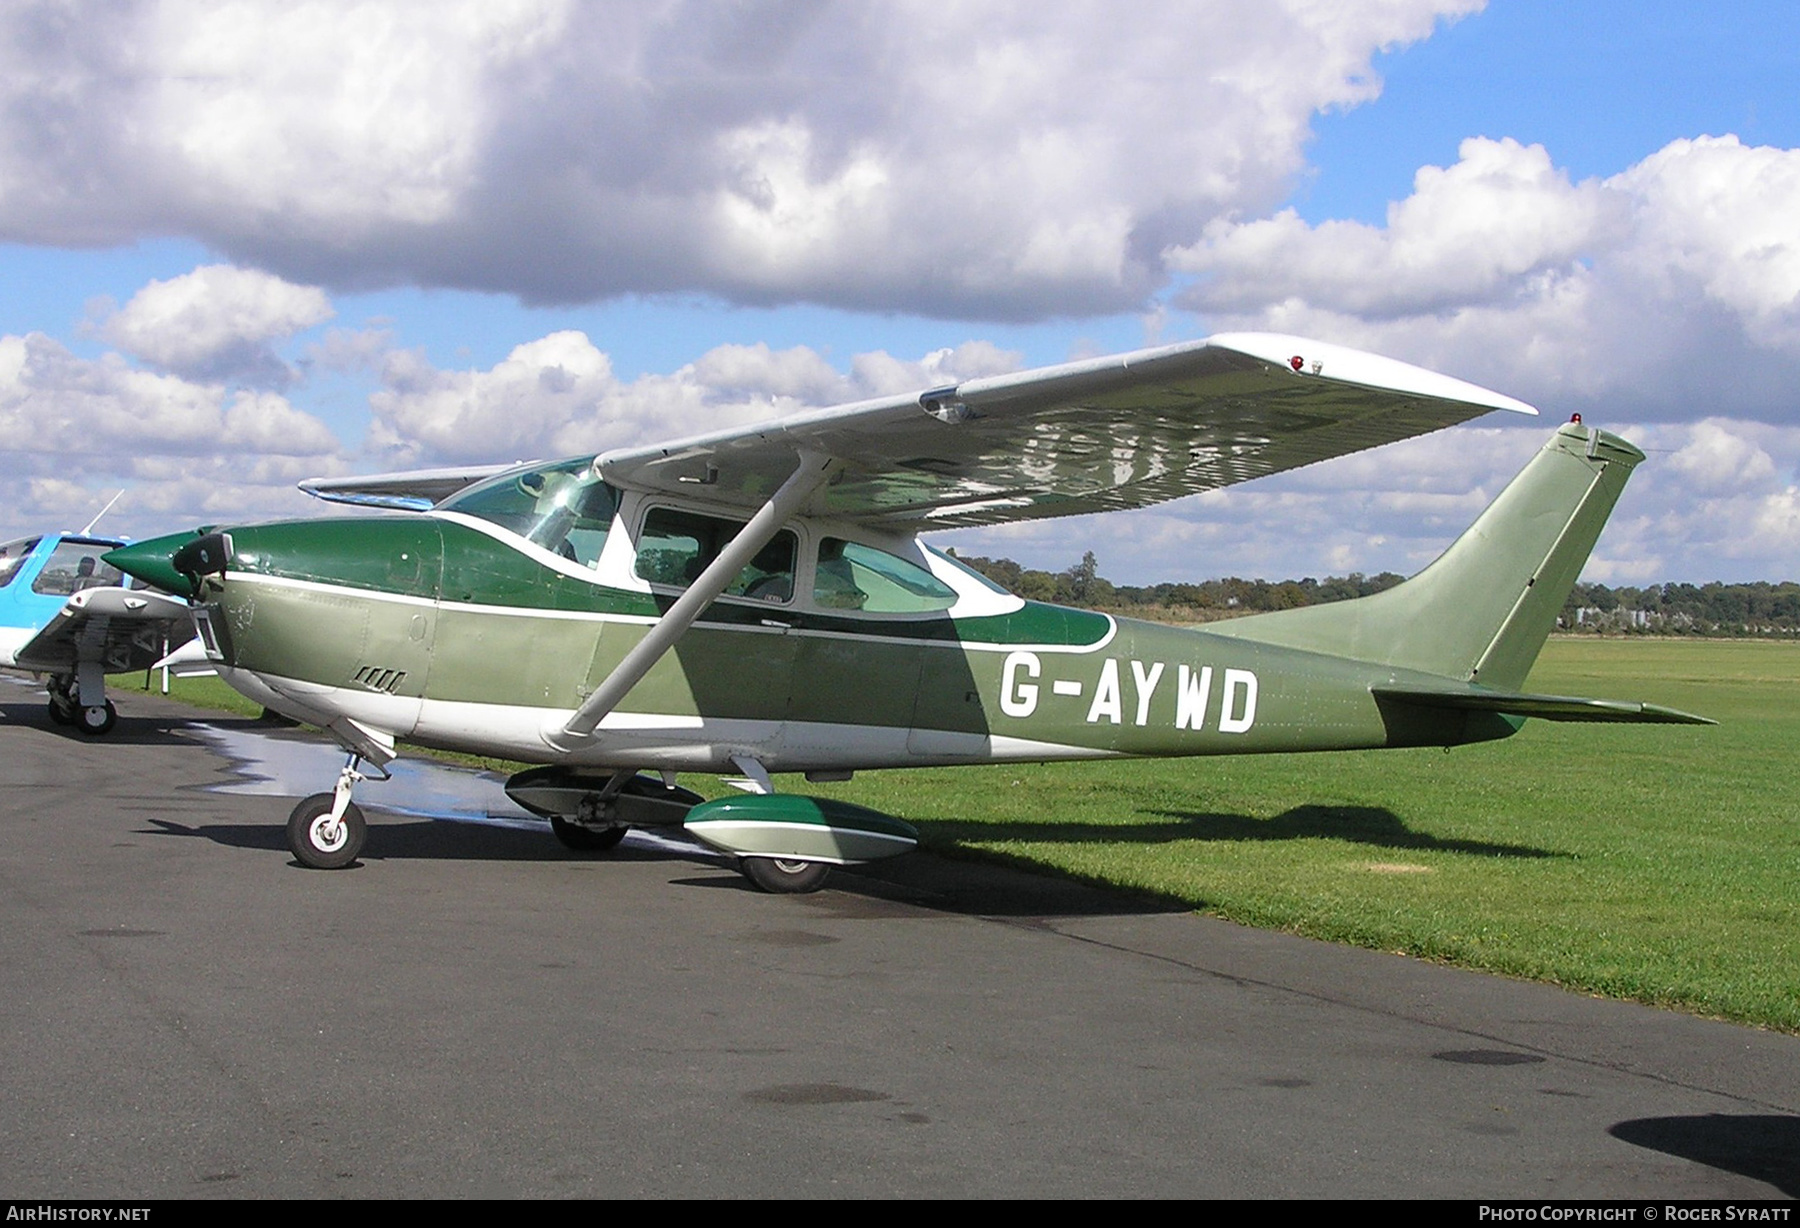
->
[101,264,333,383]
[0,331,338,459]
[1172,135,1800,423]
[0,325,345,540]
[365,330,1027,466]
[0,0,1480,316]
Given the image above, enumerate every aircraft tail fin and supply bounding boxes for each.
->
[1212,421,1642,690]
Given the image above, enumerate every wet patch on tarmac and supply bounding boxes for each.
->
[184,722,722,864]
[190,723,543,830]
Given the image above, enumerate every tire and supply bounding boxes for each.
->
[287,793,367,870]
[76,701,117,736]
[46,697,72,726]
[740,857,831,895]
[549,815,628,852]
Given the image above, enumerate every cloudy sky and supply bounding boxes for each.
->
[3,0,1797,586]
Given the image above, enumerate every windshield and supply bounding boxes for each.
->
[0,536,41,588]
[926,545,1013,596]
[437,458,619,567]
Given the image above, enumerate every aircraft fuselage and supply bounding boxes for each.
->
[174,503,1511,774]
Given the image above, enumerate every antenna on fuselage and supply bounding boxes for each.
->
[79,491,125,537]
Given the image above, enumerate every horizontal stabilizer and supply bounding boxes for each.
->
[1372,684,1714,726]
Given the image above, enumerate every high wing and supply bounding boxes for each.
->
[300,464,521,511]
[595,332,1537,528]
[12,586,196,675]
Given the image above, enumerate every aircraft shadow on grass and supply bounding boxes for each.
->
[1611,1114,1800,1196]
[913,805,1567,861]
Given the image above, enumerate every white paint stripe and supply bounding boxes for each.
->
[229,571,1117,652]
[684,819,916,847]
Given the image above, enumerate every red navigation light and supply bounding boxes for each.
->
[1289,355,1304,371]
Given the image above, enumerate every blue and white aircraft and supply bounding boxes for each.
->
[0,531,197,734]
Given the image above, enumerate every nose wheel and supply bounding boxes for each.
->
[286,754,378,869]
[287,793,368,869]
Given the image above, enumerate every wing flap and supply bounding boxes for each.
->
[597,333,1536,529]
[1372,684,1714,726]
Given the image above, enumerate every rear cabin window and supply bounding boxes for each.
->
[634,508,797,604]
[438,459,618,567]
[814,539,956,614]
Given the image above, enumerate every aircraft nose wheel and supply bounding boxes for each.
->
[740,857,831,894]
[287,792,368,869]
[76,701,117,736]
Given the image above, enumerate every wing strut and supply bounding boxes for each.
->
[554,450,836,743]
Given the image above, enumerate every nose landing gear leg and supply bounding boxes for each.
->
[287,754,383,869]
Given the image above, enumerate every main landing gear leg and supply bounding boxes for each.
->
[287,755,374,869]
[549,770,633,853]
[46,673,116,735]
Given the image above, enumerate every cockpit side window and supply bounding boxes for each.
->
[31,541,123,596]
[634,508,796,604]
[438,458,618,567]
[814,539,956,614]
[0,537,41,588]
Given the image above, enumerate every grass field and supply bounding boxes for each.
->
[116,638,1800,1030]
[810,638,1800,1031]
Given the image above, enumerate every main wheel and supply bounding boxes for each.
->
[549,815,628,852]
[76,701,117,736]
[287,793,367,870]
[740,856,831,894]
[46,697,72,726]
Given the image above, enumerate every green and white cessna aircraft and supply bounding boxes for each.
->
[107,332,1707,892]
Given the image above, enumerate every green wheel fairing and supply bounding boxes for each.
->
[684,794,919,864]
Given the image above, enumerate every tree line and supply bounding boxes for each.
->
[948,550,1800,637]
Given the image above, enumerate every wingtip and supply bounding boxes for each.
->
[1205,331,1539,417]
